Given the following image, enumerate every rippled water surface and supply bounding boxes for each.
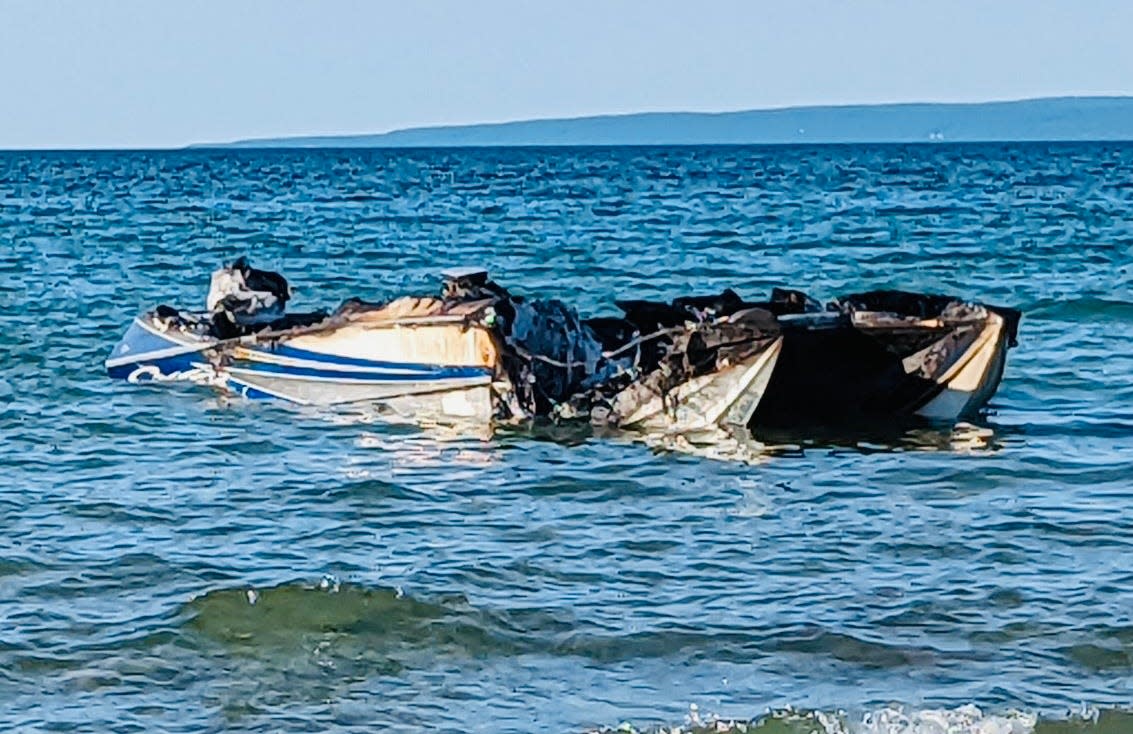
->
[2,144,1133,733]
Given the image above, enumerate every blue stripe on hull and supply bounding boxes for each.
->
[224,377,281,401]
[228,359,491,383]
[107,354,203,381]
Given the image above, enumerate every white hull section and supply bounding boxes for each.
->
[222,367,493,412]
[615,337,784,432]
[107,314,500,423]
[914,312,1009,420]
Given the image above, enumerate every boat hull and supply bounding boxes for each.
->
[108,290,1016,434]
[106,315,498,421]
[751,310,1013,426]
[106,313,787,433]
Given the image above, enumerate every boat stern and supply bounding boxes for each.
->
[913,309,1013,421]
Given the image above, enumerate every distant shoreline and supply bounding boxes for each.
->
[192,96,1133,149]
[4,139,1133,155]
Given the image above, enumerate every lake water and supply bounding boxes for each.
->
[2,143,1132,733]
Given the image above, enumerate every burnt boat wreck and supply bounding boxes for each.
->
[107,259,1020,435]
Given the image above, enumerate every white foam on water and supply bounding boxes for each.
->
[772,705,1038,734]
[641,429,770,465]
[849,705,1037,734]
[624,705,1043,734]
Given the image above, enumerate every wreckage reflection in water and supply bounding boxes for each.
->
[352,413,1004,464]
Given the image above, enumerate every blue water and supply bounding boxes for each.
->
[2,144,1133,733]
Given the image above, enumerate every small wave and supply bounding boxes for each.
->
[183,582,954,671]
[1063,641,1133,672]
[186,581,462,649]
[874,205,961,216]
[1025,297,1133,323]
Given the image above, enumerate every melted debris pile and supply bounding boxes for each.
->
[566,291,781,426]
[439,270,787,424]
[437,269,620,419]
[205,257,328,338]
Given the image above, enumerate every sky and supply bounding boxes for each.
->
[1,0,1131,149]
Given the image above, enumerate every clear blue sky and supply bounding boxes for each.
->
[2,0,1131,149]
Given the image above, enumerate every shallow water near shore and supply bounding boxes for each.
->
[2,143,1133,732]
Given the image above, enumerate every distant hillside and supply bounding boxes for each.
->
[200,97,1133,148]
